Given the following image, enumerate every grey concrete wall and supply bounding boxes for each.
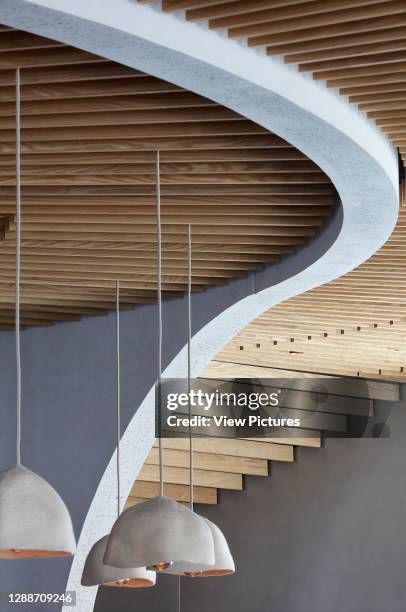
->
[95,392,406,612]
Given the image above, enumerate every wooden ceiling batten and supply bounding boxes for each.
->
[161,0,235,12]
[0,24,334,327]
[138,0,406,164]
[228,4,406,39]
[211,182,406,380]
[267,30,406,60]
[207,0,397,30]
[251,15,406,49]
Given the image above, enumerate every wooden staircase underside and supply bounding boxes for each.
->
[127,371,399,508]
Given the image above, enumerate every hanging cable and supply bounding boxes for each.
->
[156,150,164,497]
[187,224,193,511]
[15,68,21,467]
[116,280,121,518]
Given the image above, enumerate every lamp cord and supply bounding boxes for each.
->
[156,150,164,497]
[187,224,193,511]
[116,280,121,517]
[15,67,21,467]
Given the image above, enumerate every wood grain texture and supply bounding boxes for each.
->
[210,185,406,379]
[131,481,218,505]
[147,446,269,475]
[138,0,406,166]
[0,25,334,326]
[138,464,243,490]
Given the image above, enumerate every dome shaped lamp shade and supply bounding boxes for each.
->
[103,165,215,577]
[104,496,215,574]
[198,519,235,576]
[0,465,76,558]
[0,69,76,560]
[177,227,235,579]
[81,535,155,588]
[81,282,155,588]
[103,162,213,578]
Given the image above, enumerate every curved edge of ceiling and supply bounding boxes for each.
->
[0,2,399,609]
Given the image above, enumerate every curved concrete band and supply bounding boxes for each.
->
[0,2,399,610]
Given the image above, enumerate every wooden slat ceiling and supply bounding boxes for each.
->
[0,24,335,328]
[140,0,406,164]
[212,180,406,380]
[127,373,398,508]
[137,0,406,379]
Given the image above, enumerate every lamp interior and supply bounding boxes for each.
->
[0,549,72,559]
[104,577,155,588]
[148,562,173,572]
[200,569,234,576]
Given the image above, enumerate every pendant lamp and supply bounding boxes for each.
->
[103,152,215,575]
[198,520,235,577]
[0,68,76,559]
[182,225,235,578]
[104,495,215,574]
[81,534,155,588]
[81,281,155,588]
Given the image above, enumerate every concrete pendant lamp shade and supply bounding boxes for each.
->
[0,70,76,560]
[81,535,155,588]
[104,495,215,573]
[0,465,76,558]
[103,165,211,576]
[82,282,155,588]
[199,519,235,576]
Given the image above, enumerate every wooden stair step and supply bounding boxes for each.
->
[149,445,268,476]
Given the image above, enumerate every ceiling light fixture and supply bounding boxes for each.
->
[198,519,235,577]
[0,68,76,560]
[103,152,215,575]
[183,226,235,579]
[81,281,155,588]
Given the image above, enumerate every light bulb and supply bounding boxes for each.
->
[148,562,173,572]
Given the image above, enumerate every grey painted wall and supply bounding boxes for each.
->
[0,275,252,612]
[95,392,406,612]
[0,205,342,612]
